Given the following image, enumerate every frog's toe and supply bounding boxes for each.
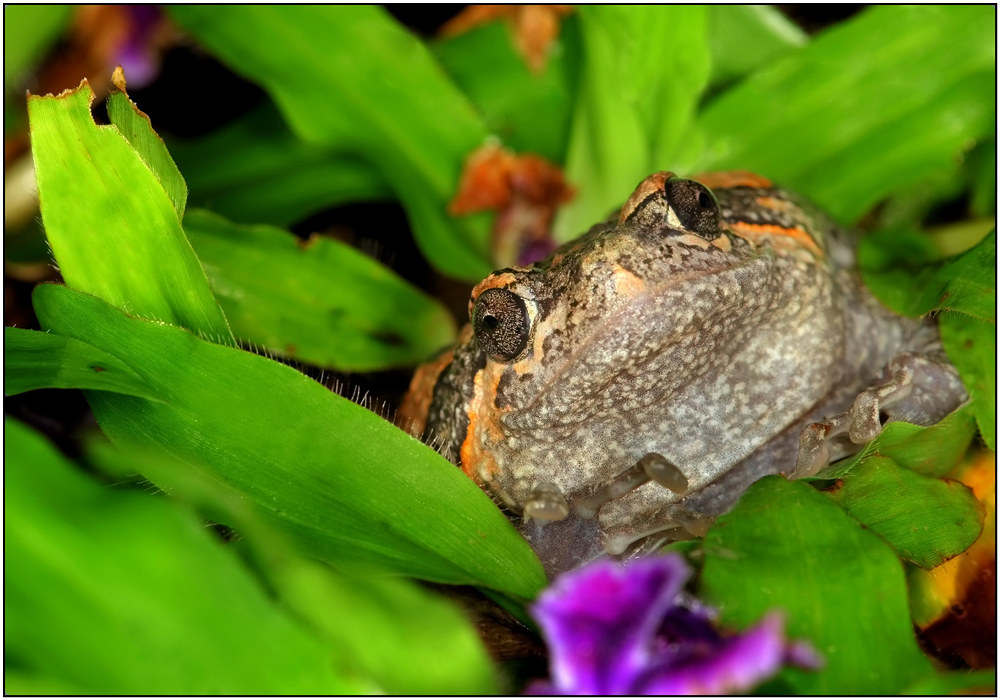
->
[523,482,571,521]
[793,412,850,478]
[572,452,689,519]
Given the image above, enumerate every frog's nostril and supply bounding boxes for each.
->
[524,482,570,521]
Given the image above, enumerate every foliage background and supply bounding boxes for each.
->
[3,5,996,695]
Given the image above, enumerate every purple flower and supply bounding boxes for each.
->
[527,555,820,695]
[116,6,169,89]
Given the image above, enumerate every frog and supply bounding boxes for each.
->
[401,170,968,576]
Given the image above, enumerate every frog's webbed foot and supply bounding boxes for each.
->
[792,351,967,479]
[575,453,710,557]
[519,453,709,575]
[572,453,689,519]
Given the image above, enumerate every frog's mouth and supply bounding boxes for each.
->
[504,248,776,433]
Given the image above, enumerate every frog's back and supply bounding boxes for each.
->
[695,170,858,270]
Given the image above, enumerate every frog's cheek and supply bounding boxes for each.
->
[459,363,508,488]
[611,264,647,299]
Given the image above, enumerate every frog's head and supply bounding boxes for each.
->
[454,172,767,572]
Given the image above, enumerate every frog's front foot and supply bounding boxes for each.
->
[519,453,712,575]
[792,351,968,479]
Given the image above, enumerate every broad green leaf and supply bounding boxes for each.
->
[168,5,494,280]
[3,327,165,403]
[27,80,232,340]
[699,476,933,694]
[707,5,807,87]
[170,102,392,227]
[941,313,996,450]
[4,671,85,696]
[812,404,978,480]
[88,441,499,695]
[3,5,73,89]
[902,669,996,695]
[33,283,546,599]
[432,18,579,163]
[554,6,710,242]
[4,418,366,694]
[860,229,996,322]
[184,209,456,371]
[875,167,968,233]
[967,137,997,218]
[105,71,187,219]
[697,5,996,224]
[822,456,984,568]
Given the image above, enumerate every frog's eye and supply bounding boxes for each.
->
[473,288,530,362]
[664,177,721,238]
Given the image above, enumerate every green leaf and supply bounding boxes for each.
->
[3,327,166,403]
[707,5,807,87]
[902,669,996,695]
[554,6,711,242]
[432,18,579,163]
[3,5,73,90]
[699,476,933,694]
[184,209,457,371]
[169,102,392,227]
[860,229,996,322]
[4,417,367,694]
[4,671,86,696]
[105,74,187,220]
[941,313,996,450]
[697,5,996,224]
[822,456,984,568]
[967,137,997,218]
[27,80,232,340]
[812,404,978,480]
[33,283,546,599]
[168,5,494,280]
[87,441,499,695]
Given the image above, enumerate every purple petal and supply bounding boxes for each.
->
[530,555,690,695]
[785,638,824,670]
[638,612,812,695]
[115,6,166,88]
[517,237,557,266]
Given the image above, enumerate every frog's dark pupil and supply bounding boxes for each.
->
[665,177,721,240]
[473,288,530,362]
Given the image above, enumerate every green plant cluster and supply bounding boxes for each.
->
[4,6,996,694]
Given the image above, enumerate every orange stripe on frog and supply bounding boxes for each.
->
[619,171,673,224]
[460,363,506,484]
[469,272,519,316]
[692,170,773,190]
[729,221,825,259]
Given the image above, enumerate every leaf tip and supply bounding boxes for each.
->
[111,65,128,94]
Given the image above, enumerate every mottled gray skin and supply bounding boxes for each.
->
[422,173,965,574]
